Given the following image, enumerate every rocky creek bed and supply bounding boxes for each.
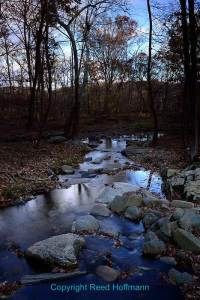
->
[0,134,199,300]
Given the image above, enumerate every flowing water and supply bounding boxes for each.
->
[0,134,183,300]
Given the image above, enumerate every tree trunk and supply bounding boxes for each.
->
[146,0,158,144]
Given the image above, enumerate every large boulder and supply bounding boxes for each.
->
[109,191,144,215]
[26,234,85,267]
[124,206,142,221]
[72,215,100,233]
[142,213,159,228]
[142,190,161,208]
[173,228,200,253]
[96,182,139,204]
[168,268,193,285]
[96,265,120,282]
[178,210,200,231]
[143,239,166,256]
[90,204,111,217]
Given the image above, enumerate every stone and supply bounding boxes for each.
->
[96,183,139,204]
[184,180,200,200]
[26,234,85,267]
[84,157,92,162]
[173,228,200,253]
[195,168,200,180]
[142,213,159,228]
[171,200,194,209]
[61,165,75,175]
[122,146,152,158]
[160,221,172,239]
[143,239,166,256]
[166,169,180,178]
[21,271,87,285]
[96,265,120,282]
[125,193,144,207]
[90,204,111,217]
[109,194,127,214]
[144,231,158,242]
[160,256,177,266]
[124,206,142,221]
[172,208,184,221]
[142,190,161,207]
[168,268,193,285]
[72,215,100,233]
[92,154,111,164]
[178,210,200,231]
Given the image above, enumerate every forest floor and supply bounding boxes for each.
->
[0,118,189,208]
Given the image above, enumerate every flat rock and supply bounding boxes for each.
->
[173,228,200,253]
[171,200,194,209]
[96,182,139,204]
[92,154,111,164]
[168,268,193,285]
[90,204,111,217]
[72,215,100,233]
[61,165,75,175]
[96,265,120,282]
[21,271,87,285]
[160,256,177,266]
[26,234,85,267]
[184,180,200,200]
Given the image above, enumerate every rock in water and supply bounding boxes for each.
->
[143,239,166,256]
[26,234,85,267]
[90,204,111,217]
[96,265,120,282]
[61,165,75,175]
[124,206,142,221]
[160,256,177,266]
[168,268,193,285]
[96,182,139,204]
[72,215,100,233]
[173,228,200,253]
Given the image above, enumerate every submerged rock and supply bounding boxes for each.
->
[72,215,100,233]
[160,256,177,266]
[26,234,85,267]
[96,265,120,282]
[168,268,193,285]
[90,204,111,217]
[173,228,200,253]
